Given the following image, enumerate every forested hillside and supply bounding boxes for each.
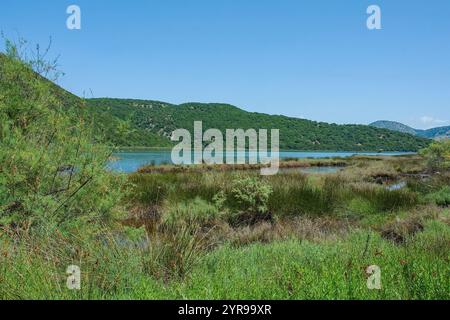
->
[86,98,430,151]
[0,53,431,151]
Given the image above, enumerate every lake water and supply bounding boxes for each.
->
[108,150,415,173]
[386,181,407,191]
[283,166,343,174]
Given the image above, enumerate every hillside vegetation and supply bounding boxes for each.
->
[87,98,430,151]
[0,49,430,152]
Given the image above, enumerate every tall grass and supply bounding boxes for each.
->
[2,220,448,299]
[129,167,421,222]
[141,223,208,281]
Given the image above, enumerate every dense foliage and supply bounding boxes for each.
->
[87,98,431,151]
[420,139,450,171]
[0,48,125,232]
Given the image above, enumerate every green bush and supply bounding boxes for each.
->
[228,177,272,215]
[212,176,273,225]
[128,173,174,206]
[420,140,450,172]
[0,39,125,232]
[321,176,349,212]
[267,175,348,217]
[161,197,221,229]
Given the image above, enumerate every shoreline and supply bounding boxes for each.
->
[113,147,419,154]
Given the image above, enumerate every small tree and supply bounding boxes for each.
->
[420,140,450,172]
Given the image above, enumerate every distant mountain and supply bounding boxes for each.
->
[370,120,450,140]
[416,126,450,140]
[370,121,417,135]
[85,98,430,151]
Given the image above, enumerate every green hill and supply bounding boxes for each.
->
[86,98,430,151]
[0,53,172,148]
[0,53,431,152]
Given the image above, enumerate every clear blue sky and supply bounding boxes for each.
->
[1,0,449,129]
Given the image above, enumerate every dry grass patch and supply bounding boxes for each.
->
[228,217,354,247]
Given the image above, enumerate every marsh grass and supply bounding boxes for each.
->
[1,217,448,300]
[425,186,450,207]
[129,167,420,222]
[351,184,418,212]
[1,156,449,300]
[0,226,141,299]
[141,223,209,281]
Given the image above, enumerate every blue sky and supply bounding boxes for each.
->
[1,0,449,129]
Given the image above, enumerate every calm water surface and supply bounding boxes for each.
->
[108,150,415,173]
[284,166,343,174]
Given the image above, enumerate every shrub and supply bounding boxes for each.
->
[320,176,348,212]
[0,38,125,232]
[269,182,323,216]
[229,177,272,214]
[267,174,348,217]
[420,140,450,172]
[407,173,450,195]
[161,197,221,229]
[213,176,273,226]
